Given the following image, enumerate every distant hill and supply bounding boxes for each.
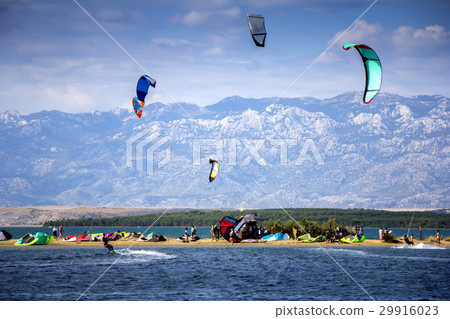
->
[0,92,448,209]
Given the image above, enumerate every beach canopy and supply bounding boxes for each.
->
[0,230,12,241]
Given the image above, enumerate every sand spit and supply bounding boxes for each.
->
[0,238,448,247]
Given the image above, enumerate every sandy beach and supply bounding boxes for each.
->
[1,238,447,247]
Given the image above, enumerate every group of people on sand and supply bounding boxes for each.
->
[378,227,391,241]
[210,224,267,244]
[182,225,198,243]
[51,225,64,238]
[379,226,442,245]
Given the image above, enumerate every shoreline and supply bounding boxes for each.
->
[0,238,448,247]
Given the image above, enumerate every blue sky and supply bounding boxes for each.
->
[0,0,449,114]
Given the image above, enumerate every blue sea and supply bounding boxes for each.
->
[0,227,449,301]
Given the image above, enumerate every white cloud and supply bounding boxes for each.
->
[180,7,240,27]
[152,38,203,47]
[182,10,210,26]
[45,86,94,111]
[392,25,450,49]
[327,20,384,48]
[203,46,223,56]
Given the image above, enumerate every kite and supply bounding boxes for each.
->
[343,43,382,103]
[247,14,266,47]
[137,75,156,102]
[132,74,156,118]
[132,97,144,118]
[209,158,219,183]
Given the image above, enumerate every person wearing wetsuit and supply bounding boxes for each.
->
[102,233,114,252]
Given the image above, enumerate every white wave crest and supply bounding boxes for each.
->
[115,249,176,259]
[394,242,446,250]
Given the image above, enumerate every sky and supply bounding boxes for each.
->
[0,0,449,114]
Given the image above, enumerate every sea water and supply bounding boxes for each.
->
[0,244,448,301]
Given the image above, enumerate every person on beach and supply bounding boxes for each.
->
[379,227,383,241]
[102,233,114,252]
[259,225,266,238]
[214,225,220,242]
[436,230,441,246]
[357,226,363,240]
[229,230,234,245]
[58,225,64,238]
[52,226,58,237]
[185,227,189,243]
[211,225,215,241]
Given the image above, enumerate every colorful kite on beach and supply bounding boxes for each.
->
[343,43,382,103]
[220,213,256,243]
[247,14,266,47]
[132,74,156,118]
[209,158,220,183]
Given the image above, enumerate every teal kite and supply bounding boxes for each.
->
[343,43,382,103]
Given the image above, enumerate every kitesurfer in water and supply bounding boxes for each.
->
[409,234,415,245]
[102,233,114,252]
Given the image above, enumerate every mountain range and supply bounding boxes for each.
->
[0,92,448,209]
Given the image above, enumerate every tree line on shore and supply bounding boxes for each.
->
[43,208,450,229]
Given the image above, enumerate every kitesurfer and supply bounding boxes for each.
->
[409,234,415,245]
[436,230,441,246]
[102,233,114,252]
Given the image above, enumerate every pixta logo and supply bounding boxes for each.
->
[126,129,171,175]
[126,131,324,175]
[192,138,325,167]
